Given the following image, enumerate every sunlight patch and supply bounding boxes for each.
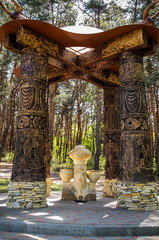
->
[103,200,117,208]
[46,215,63,221]
[23,234,46,240]
[102,214,109,219]
[6,216,17,220]
[29,212,49,216]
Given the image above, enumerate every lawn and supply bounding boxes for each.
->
[0,178,9,193]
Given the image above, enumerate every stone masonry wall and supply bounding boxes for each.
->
[103,179,118,198]
[7,181,48,209]
[117,182,158,210]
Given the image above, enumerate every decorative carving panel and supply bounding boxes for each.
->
[11,47,48,182]
[104,86,120,179]
[119,51,154,182]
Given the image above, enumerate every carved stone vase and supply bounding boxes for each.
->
[59,169,74,182]
[86,170,100,183]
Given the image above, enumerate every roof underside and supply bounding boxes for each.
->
[1,20,159,88]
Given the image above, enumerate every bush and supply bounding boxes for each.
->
[2,152,14,162]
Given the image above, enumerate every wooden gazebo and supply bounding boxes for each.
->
[0,0,159,210]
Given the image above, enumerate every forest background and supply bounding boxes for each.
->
[0,0,159,176]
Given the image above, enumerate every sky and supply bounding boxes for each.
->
[83,0,128,8]
[76,0,128,26]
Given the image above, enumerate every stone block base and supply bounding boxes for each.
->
[62,192,96,201]
[103,179,118,198]
[7,181,48,209]
[117,182,159,210]
[61,182,96,202]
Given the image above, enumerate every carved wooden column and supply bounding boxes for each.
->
[103,85,120,198]
[117,50,158,210]
[7,47,48,209]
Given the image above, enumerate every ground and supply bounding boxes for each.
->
[1,162,159,240]
[0,162,105,192]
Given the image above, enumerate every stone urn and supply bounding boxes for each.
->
[69,145,92,165]
[86,170,100,183]
[59,169,73,182]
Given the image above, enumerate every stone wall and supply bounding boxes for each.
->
[7,181,48,209]
[117,182,158,210]
[103,179,118,198]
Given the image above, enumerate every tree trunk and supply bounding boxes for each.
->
[0,89,14,161]
[154,85,159,176]
[146,87,154,160]
[76,80,82,144]
[133,0,138,23]
[49,84,57,151]
[94,87,100,170]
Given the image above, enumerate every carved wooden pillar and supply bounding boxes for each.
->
[45,128,51,196]
[7,47,48,209]
[117,51,158,210]
[103,85,120,198]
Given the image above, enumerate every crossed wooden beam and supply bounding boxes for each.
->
[4,26,157,88]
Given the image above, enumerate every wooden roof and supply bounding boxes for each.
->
[0,20,159,87]
[0,20,159,47]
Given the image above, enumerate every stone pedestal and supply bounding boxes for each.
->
[60,145,100,201]
[7,48,48,209]
[7,182,47,209]
[103,179,118,198]
[117,182,158,210]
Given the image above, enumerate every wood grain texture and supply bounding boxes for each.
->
[11,47,48,182]
[104,85,120,179]
[119,50,154,182]
[102,29,148,59]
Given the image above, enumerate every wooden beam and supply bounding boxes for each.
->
[78,48,101,66]
[89,70,119,85]
[16,26,78,67]
[143,39,158,56]
[79,29,148,66]
[48,66,65,79]
[89,70,110,83]
[85,58,118,71]
[5,27,152,88]
[48,72,81,85]
[3,33,23,54]
[102,28,148,59]
[81,75,106,88]
[48,57,67,70]
[107,71,119,85]
[48,69,119,88]
[16,26,60,57]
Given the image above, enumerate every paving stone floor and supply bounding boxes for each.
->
[0,192,159,226]
[0,192,159,239]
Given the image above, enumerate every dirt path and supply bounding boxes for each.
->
[0,163,105,191]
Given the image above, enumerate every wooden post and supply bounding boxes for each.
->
[103,85,120,198]
[7,47,48,209]
[117,50,158,210]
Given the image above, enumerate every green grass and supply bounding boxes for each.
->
[0,178,9,193]
[2,152,14,162]
[51,182,62,191]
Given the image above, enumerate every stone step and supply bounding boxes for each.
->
[0,219,159,237]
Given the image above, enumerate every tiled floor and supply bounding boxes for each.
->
[0,192,159,227]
